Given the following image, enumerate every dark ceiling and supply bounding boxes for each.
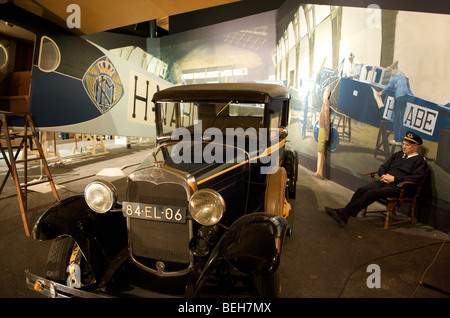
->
[109,0,450,38]
[108,0,286,38]
[10,0,450,39]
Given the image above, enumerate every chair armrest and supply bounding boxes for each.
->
[364,171,378,182]
[396,181,419,199]
[396,181,418,188]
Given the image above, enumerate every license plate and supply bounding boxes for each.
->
[122,201,186,224]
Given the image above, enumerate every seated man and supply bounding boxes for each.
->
[325,131,427,227]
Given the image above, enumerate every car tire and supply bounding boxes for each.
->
[252,272,280,298]
[46,236,95,288]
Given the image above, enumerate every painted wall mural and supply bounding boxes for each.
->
[155,3,449,231]
[275,4,449,231]
[158,10,277,86]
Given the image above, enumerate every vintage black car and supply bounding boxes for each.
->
[26,83,298,298]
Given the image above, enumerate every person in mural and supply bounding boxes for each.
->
[342,53,358,78]
[324,131,427,227]
[377,61,413,145]
[314,86,331,179]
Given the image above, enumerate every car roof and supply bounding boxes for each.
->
[152,83,289,103]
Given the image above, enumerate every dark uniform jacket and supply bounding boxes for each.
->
[377,151,427,185]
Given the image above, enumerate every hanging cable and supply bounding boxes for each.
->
[337,236,450,297]
[410,231,450,297]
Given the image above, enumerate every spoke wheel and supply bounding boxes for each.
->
[46,236,96,289]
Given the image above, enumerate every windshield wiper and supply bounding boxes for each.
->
[210,100,233,128]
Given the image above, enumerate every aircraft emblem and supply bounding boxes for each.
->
[82,56,124,114]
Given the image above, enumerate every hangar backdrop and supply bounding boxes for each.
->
[90,1,449,232]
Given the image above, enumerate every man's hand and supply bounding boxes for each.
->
[380,174,395,184]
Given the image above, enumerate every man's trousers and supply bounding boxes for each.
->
[344,182,400,217]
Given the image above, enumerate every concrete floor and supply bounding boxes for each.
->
[0,139,449,299]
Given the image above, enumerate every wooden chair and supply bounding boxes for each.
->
[361,167,429,229]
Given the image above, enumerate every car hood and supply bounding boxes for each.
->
[138,141,250,187]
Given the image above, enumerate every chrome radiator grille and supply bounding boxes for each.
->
[127,180,191,266]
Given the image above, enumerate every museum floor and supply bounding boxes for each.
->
[0,138,448,299]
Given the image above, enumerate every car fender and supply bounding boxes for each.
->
[223,213,288,274]
[193,213,288,295]
[32,195,127,281]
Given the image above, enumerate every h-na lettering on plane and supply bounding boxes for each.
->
[0,3,172,138]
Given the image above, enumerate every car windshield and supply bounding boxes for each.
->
[156,101,265,136]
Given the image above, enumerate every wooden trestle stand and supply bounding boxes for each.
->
[0,112,60,237]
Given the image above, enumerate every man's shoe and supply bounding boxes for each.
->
[325,207,349,227]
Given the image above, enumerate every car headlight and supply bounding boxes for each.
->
[84,180,117,213]
[189,189,225,226]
